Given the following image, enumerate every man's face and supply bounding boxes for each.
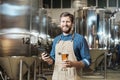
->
[60,16,73,34]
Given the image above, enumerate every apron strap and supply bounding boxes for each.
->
[57,33,75,43]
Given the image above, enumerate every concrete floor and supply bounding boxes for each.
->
[38,69,120,80]
[81,70,120,80]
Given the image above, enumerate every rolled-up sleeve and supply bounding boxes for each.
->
[74,35,91,67]
[80,37,91,67]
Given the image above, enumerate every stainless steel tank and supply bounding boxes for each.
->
[105,9,120,46]
[0,0,39,56]
[74,7,113,49]
[74,7,98,48]
[38,9,62,50]
[86,8,98,48]
[74,7,87,36]
[0,0,39,80]
[0,56,37,80]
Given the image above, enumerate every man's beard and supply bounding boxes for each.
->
[62,27,72,34]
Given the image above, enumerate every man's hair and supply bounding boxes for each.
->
[60,12,74,23]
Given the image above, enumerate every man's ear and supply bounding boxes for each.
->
[70,24,75,33]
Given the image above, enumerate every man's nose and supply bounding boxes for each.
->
[64,22,67,25]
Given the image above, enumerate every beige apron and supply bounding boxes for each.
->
[52,40,81,80]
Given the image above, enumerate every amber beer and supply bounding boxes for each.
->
[61,53,69,61]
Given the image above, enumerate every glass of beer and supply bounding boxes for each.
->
[61,53,69,71]
[62,53,69,61]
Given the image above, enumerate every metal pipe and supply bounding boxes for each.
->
[117,0,118,8]
[34,60,37,80]
[19,60,23,80]
[27,67,30,80]
[96,0,98,7]
[107,0,109,8]
[104,51,107,79]
[0,71,5,80]
[5,75,8,80]
[30,0,33,32]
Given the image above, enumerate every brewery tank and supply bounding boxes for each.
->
[0,0,40,56]
[0,0,40,80]
[74,7,114,49]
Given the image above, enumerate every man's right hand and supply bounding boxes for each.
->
[41,52,50,61]
[41,52,53,65]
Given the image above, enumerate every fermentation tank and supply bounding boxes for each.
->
[74,7,116,49]
[74,8,111,76]
[0,0,40,56]
[0,0,40,80]
[74,8,87,37]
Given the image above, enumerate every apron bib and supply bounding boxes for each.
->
[52,40,81,80]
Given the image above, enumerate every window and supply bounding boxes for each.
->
[98,0,107,8]
[43,0,71,8]
[62,0,71,8]
[43,0,51,8]
[118,0,120,7]
[53,0,61,8]
[109,0,117,7]
[87,0,96,7]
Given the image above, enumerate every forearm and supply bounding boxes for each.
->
[46,57,54,65]
[41,52,54,65]
[71,61,85,69]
